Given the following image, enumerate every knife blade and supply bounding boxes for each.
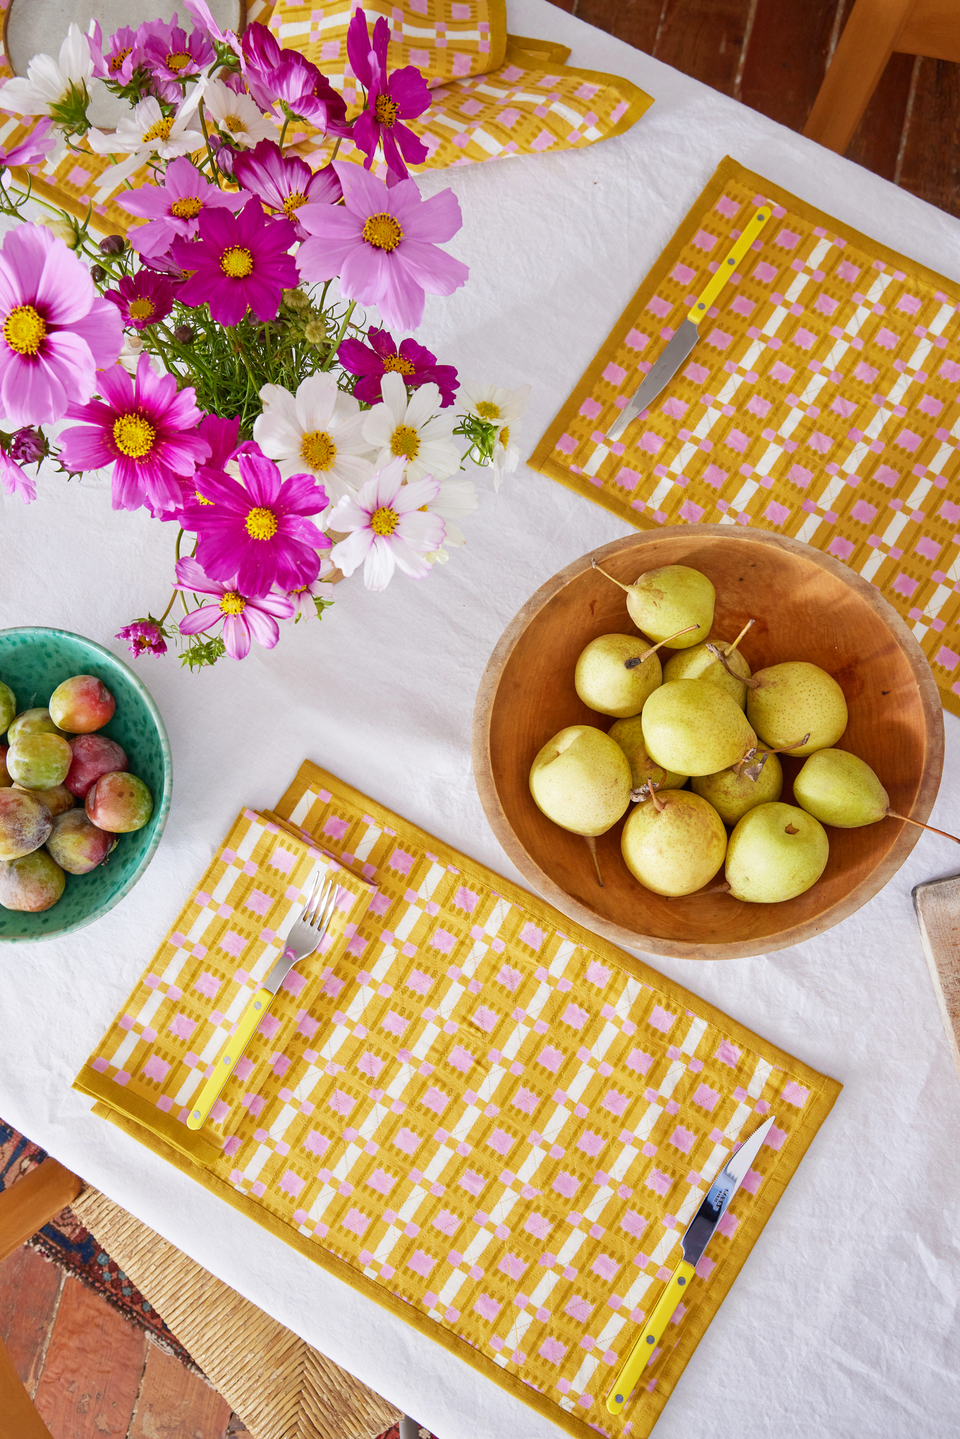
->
[605,1113,776,1415]
[606,205,774,443]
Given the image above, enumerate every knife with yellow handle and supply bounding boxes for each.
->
[606,205,774,442]
[606,1113,776,1416]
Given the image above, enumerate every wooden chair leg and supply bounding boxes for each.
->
[0,1159,83,1266]
[0,1336,54,1439]
[803,0,917,153]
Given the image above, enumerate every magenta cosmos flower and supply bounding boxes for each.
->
[338,325,458,407]
[59,353,209,515]
[297,163,467,332]
[232,140,340,239]
[104,271,175,330]
[328,456,445,591]
[141,20,214,103]
[184,449,331,596]
[88,23,143,84]
[120,156,249,259]
[347,9,429,176]
[174,555,295,660]
[116,620,167,656]
[0,223,123,427]
[171,201,298,326]
[0,451,35,503]
[239,22,348,133]
[0,117,57,168]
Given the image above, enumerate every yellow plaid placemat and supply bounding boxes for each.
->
[76,760,841,1439]
[530,155,960,720]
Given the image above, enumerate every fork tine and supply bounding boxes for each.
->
[312,878,338,937]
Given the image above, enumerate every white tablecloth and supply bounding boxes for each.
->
[2,4,960,1436]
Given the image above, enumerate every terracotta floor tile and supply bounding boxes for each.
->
[0,1245,63,1394]
[33,1273,146,1439]
[128,1342,232,1439]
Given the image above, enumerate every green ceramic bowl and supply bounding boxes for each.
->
[0,628,172,941]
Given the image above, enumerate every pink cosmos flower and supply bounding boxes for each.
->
[297,163,467,332]
[184,449,331,596]
[284,571,334,620]
[239,24,348,134]
[327,456,445,591]
[347,9,429,176]
[59,353,210,515]
[174,555,295,660]
[120,156,248,258]
[104,271,175,330]
[89,24,143,84]
[182,0,241,57]
[141,21,214,103]
[338,326,458,407]
[0,117,57,168]
[0,451,36,503]
[232,140,340,239]
[116,620,167,656]
[0,223,123,426]
[170,201,298,326]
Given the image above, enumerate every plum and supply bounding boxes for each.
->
[7,707,67,742]
[6,733,73,790]
[0,789,53,860]
[65,734,128,798]
[13,783,74,816]
[46,809,116,874]
[0,745,10,787]
[0,850,65,911]
[86,772,153,833]
[49,675,116,734]
[0,680,15,735]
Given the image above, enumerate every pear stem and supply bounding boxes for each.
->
[591,560,631,593]
[724,618,755,656]
[584,834,604,885]
[626,623,700,668]
[733,733,811,779]
[886,810,960,844]
[706,641,762,687]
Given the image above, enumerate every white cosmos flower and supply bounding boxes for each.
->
[254,374,377,506]
[363,371,460,484]
[328,456,446,592]
[200,78,278,147]
[490,425,523,492]
[425,475,478,563]
[0,23,94,119]
[459,380,531,431]
[88,97,205,200]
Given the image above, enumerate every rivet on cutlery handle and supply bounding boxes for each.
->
[186,985,273,1131]
[685,205,772,322]
[606,1258,697,1415]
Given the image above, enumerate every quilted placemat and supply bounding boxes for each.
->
[76,760,841,1439]
[530,155,960,721]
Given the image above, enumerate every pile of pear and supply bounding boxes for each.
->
[527,561,919,905]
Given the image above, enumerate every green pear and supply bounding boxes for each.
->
[621,790,727,896]
[692,751,783,825]
[529,725,632,837]
[663,639,751,709]
[641,679,757,777]
[0,681,15,735]
[574,634,662,718]
[725,802,829,902]
[607,716,688,791]
[593,561,714,650]
[746,661,847,757]
[793,749,889,827]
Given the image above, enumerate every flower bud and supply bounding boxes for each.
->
[304,319,327,344]
[9,427,45,464]
[282,287,310,313]
[40,215,80,249]
[99,234,126,255]
[173,324,194,344]
[215,144,236,177]
[90,264,106,283]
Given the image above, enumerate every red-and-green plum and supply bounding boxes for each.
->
[0,681,15,735]
[13,783,74,816]
[85,772,153,833]
[0,745,10,787]
[49,675,116,734]
[0,850,65,911]
[65,734,128,798]
[0,789,53,860]
[7,707,67,741]
[46,809,116,874]
[6,733,73,790]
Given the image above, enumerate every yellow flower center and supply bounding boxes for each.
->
[300,430,337,471]
[194,490,213,505]
[112,413,156,459]
[142,116,174,144]
[171,195,203,219]
[282,191,308,216]
[374,94,400,127]
[362,213,403,252]
[371,505,399,536]
[128,297,156,321]
[3,305,46,356]
[476,400,501,419]
[134,636,153,651]
[500,426,510,446]
[220,245,254,278]
[110,47,132,73]
[383,354,415,375]
[219,592,246,615]
[390,424,420,462]
[166,51,193,72]
[223,114,247,133]
[245,506,278,540]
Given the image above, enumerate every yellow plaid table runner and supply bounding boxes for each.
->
[76,760,841,1439]
[530,156,960,720]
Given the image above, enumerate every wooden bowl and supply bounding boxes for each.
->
[472,527,944,959]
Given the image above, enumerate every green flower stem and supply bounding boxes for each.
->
[320,300,356,372]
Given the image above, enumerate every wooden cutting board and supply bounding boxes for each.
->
[913,874,960,1085]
